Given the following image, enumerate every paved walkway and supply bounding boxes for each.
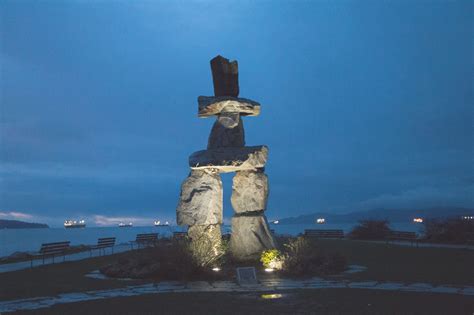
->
[368,240,474,250]
[0,244,133,274]
[1,239,472,274]
[0,277,473,313]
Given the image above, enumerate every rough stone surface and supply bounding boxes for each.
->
[187,224,223,266]
[217,112,240,128]
[189,146,268,173]
[208,114,245,149]
[176,170,222,226]
[198,96,260,117]
[231,170,268,213]
[210,55,239,97]
[229,215,276,260]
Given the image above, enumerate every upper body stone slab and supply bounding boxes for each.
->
[198,96,260,117]
[189,145,268,173]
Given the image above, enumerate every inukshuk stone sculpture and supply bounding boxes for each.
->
[176,55,276,263]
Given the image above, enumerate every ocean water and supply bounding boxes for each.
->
[0,223,423,258]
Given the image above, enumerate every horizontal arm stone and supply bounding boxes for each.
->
[189,146,268,173]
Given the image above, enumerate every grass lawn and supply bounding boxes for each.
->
[0,250,149,301]
[315,239,474,285]
[9,289,474,315]
[0,239,473,314]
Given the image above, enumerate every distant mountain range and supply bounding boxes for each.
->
[0,219,49,229]
[276,207,474,224]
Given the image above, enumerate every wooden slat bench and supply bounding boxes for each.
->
[90,237,116,256]
[387,231,418,247]
[130,233,158,249]
[304,229,345,239]
[30,241,70,267]
[467,232,474,245]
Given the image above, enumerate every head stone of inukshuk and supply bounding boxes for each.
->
[176,55,276,264]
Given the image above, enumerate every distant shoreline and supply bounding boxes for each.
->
[0,219,49,229]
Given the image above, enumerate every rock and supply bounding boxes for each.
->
[187,224,223,267]
[217,112,240,128]
[229,215,276,260]
[100,259,161,279]
[210,55,239,97]
[231,170,268,213]
[198,96,260,117]
[176,170,223,226]
[189,145,268,173]
[208,114,245,149]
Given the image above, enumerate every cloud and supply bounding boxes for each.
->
[0,211,33,220]
[354,184,474,211]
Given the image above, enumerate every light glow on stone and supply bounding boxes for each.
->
[261,293,283,299]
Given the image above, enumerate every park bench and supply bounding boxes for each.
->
[89,237,116,256]
[30,241,70,267]
[387,231,418,247]
[466,232,474,245]
[172,231,187,241]
[304,229,345,239]
[130,233,158,249]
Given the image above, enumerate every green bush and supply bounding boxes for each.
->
[281,236,347,276]
[100,239,226,281]
[423,218,474,244]
[349,220,392,240]
[260,249,283,269]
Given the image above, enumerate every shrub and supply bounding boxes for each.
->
[423,218,474,244]
[100,239,227,281]
[188,235,227,268]
[349,220,392,240]
[260,249,284,270]
[280,236,347,276]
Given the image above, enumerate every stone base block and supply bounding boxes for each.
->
[188,224,223,267]
[230,215,276,261]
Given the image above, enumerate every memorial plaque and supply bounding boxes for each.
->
[236,267,257,284]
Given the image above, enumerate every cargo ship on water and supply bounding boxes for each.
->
[118,222,133,228]
[154,220,169,227]
[64,220,86,228]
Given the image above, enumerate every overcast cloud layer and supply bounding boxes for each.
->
[0,0,472,226]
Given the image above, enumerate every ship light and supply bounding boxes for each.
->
[212,267,221,272]
[264,268,274,272]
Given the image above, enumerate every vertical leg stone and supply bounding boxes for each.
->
[176,169,223,226]
[230,169,274,260]
[231,169,268,213]
[187,224,223,267]
[230,214,276,260]
[176,169,224,266]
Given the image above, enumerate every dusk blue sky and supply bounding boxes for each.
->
[1,0,472,227]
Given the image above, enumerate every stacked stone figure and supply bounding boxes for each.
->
[176,56,276,262]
